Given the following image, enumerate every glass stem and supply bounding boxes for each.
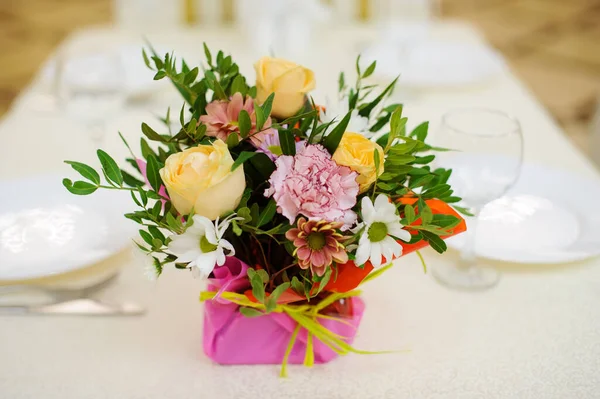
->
[459,207,481,271]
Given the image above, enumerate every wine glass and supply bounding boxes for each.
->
[432,107,523,290]
[57,48,126,146]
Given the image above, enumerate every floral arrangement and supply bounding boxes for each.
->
[63,45,466,375]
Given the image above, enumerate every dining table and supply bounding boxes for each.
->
[1,21,599,399]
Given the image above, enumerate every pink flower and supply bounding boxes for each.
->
[257,129,307,161]
[199,92,270,147]
[265,144,359,228]
[285,218,349,277]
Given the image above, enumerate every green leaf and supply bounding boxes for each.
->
[432,214,462,229]
[148,226,166,242]
[260,93,275,120]
[370,113,392,132]
[256,200,277,227]
[226,132,240,148]
[267,282,291,310]
[358,76,399,118]
[413,155,435,164]
[97,149,123,186]
[153,71,166,80]
[291,276,304,295]
[122,170,144,188]
[231,220,243,236]
[255,103,266,131]
[140,138,154,160]
[421,231,447,254]
[373,148,381,177]
[409,174,435,189]
[322,111,352,154]
[251,274,265,303]
[231,151,256,172]
[184,67,199,84]
[203,42,212,66]
[142,49,151,69]
[278,130,296,156]
[64,161,100,185]
[404,204,416,224]
[139,229,154,246]
[256,269,269,284]
[62,179,97,195]
[420,204,433,225]
[355,54,362,76]
[230,75,247,96]
[454,206,474,217]
[237,207,252,223]
[213,80,227,100]
[249,153,276,180]
[386,154,415,165]
[146,155,163,192]
[362,60,377,78]
[141,122,166,142]
[240,307,264,318]
[166,212,183,231]
[423,184,452,199]
[410,122,429,142]
[338,72,345,92]
[237,110,251,139]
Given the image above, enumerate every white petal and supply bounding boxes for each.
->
[215,248,226,266]
[381,242,395,263]
[220,239,235,256]
[168,234,200,256]
[387,223,412,242]
[383,236,403,258]
[360,196,376,224]
[198,219,218,244]
[354,235,372,266]
[173,249,203,263]
[189,215,210,234]
[374,194,391,210]
[194,251,218,277]
[369,241,383,268]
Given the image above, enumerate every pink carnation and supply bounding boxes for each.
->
[265,144,359,228]
[199,92,270,147]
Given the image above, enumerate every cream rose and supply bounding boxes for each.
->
[254,56,316,119]
[159,140,246,219]
[333,132,385,193]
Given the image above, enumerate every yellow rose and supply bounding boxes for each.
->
[254,56,316,119]
[333,132,385,193]
[159,140,246,219]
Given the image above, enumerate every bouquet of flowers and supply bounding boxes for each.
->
[63,45,466,376]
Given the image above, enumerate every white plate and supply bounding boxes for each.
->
[447,163,600,264]
[362,40,506,88]
[0,175,136,280]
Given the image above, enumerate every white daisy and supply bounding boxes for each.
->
[354,194,412,268]
[321,99,372,137]
[167,214,239,278]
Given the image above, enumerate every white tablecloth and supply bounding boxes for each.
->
[1,23,599,399]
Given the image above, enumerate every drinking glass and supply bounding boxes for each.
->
[58,48,126,146]
[432,108,523,290]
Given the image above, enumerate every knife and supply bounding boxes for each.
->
[0,298,145,316]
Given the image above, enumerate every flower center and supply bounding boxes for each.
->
[367,222,388,242]
[268,145,283,156]
[307,232,326,250]
[199,236,218,253]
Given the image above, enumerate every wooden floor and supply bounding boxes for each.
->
[0,0,599,154]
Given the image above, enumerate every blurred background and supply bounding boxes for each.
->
[0,0,598,156]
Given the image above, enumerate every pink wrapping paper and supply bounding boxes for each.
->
[202,257,365,365]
